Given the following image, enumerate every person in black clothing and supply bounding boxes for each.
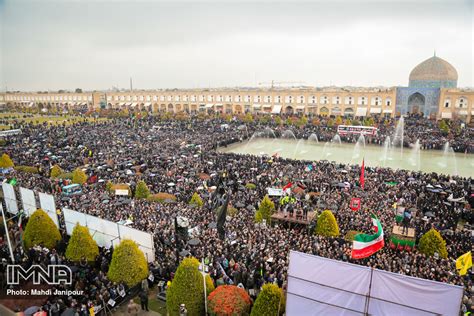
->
[139,290,149,311]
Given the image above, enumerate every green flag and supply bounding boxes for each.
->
[9,178,17,186]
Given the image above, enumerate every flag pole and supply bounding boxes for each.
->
[1,204,15,263]
[364,267,374,315]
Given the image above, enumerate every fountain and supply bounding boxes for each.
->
[392,116,405,155]
[351,135,366,161]
[357,134,366,147]
[408,139,421,170]
[245,128,276,150]
[308,133,319,144]
[281,129,296,140]
[321,142,332,159]
[439,142,458,176]
[294,139,305,159]
[380,136,391,167]
[331,134,342,145]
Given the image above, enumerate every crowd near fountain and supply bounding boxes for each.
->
[229,117,472,177]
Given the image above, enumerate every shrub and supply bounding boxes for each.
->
[227,206,238,217]
[255,195,275,224]
[0,153,14,168]
[65,223,99,262]
[134,180,150,199]
[312,118,321,126]
[14,165,39,174]
[189,192,204,208]
[250,283,284,316]
[105,181,113,192]
[208,285,252,316]
[107,239,148,287]
[167,257,214,316]
[243,113,253,123]
[72,168,87,184]
[147,192,177,203]
[50,165,63,178]
[439,120,449,134]
[296,116,308,128]
[315,210,340,237]
[418,228,448,259]
[23,209,61,250]
[245,183,256,190]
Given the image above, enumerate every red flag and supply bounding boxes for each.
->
[282,182,292,191]
[360,159,365,190]
[350,198,361,211]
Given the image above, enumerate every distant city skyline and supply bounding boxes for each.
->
[1,0,473,91]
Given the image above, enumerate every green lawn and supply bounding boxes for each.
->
[133,296,167,315]
[0,112,107,128]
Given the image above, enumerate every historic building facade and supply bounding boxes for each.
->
[1,55,472,122]
[395,54,473,122]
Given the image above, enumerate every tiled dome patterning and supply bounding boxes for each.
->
[408,55,458,88]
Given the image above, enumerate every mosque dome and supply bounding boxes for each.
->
[408,55,458,88]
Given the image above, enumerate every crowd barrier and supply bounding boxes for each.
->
[2,182,155,262]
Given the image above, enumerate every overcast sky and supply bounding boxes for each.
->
[0,0,473,91]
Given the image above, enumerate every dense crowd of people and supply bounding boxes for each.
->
[0,112,473,314]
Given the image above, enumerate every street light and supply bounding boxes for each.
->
[198,258,209,315]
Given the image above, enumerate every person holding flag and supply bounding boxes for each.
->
[351,214,384,259]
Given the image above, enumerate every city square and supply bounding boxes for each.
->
[0,1,473,315]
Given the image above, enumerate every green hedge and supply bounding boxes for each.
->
[189,192,204,208]
[50,165,63,178]
[65,223,99,262]
[418,228,448,258]
[72,168,87,184]
[255,195,275,224]
[135,180,150,199]
[107,239,149,287]
[23,209,61,250]
[251,283,285,316]
[315,210,340,237]
[147,193,177,203]
[245,183,257,190]
[14,165,39,174]
[167,257,215,316]
[0,153,14,168]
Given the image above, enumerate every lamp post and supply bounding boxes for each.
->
[199,258,209,315]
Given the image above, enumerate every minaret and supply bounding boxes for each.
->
[130,77,133,91]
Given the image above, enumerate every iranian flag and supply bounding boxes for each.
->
[351,214,384,259]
